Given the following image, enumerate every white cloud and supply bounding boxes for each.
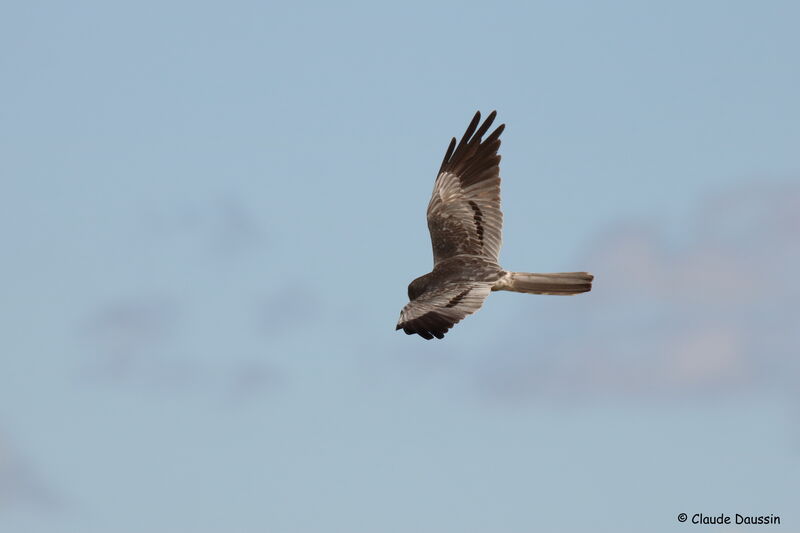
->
[474,181,800,403]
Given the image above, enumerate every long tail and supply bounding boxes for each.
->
[495,271,594,295]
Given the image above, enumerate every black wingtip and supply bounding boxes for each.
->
[473,111,497,141]
[439,137,457,173]
[461,112,481,143]
[488,123,505,140]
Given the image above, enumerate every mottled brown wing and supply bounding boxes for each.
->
[427,111,505,265]
[395,282,493,340]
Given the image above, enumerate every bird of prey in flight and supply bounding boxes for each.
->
[396,111,594,340]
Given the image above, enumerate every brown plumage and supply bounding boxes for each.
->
[396,111,594,340]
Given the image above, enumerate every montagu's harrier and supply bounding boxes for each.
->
[396,111,594,340]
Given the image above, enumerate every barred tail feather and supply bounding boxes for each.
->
[496,272,593,295]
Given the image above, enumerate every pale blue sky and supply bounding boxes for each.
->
[2,1,799,532]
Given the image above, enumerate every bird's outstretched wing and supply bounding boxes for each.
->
[395,282,493,339]
[427,111,505,265]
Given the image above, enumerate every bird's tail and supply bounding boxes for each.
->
[495,271,594,295]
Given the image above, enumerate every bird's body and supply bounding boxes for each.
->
[408,256,504,301]
[396,111,594,340]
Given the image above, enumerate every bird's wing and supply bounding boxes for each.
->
[427,111,505,265]
[395,282,493,340]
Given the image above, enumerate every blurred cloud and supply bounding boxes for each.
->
[79,297,283,402]
[80,297,180,382]
[210,196,267,257]
[471,180,800,403]
[73,192,293,402]
[142,195,266,260]
[254,285,321,337]
[224,360,283,405]
[0,433,58,511]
